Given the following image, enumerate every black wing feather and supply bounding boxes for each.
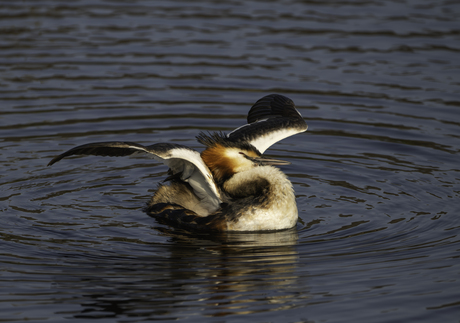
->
[47,141,149,166]
[227,94,307,153]
[247,93,300,123]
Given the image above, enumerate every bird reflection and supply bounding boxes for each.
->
[58,229,303,320]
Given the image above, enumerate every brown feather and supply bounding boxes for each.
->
[200,144,237,184]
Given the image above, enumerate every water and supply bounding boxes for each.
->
[1,0,459,322]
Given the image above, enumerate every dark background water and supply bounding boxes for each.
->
[1,0,459,322]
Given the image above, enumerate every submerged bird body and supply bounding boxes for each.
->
[48,94,307,232]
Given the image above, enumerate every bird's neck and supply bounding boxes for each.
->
[223,166,294,200]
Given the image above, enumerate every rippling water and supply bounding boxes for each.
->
[1,0,459,322]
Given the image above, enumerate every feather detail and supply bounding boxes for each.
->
[227,94,307,154]
[48,141,222,214]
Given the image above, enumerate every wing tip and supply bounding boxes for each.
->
[47,157,59,166]
[47,151,71,166]
[248,93,303,124]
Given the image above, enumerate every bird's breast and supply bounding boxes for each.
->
[222,166,298,231]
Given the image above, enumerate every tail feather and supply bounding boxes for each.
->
[145,203,226,231]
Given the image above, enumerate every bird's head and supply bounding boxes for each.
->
[199,134,290,183]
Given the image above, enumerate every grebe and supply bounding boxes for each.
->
[48,94,308,231]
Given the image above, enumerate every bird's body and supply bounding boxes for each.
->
[48,94,307,232]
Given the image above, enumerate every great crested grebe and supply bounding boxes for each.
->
[48,94,308,231]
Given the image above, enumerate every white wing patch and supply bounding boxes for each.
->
[153,147,222,213]
[226,94,308,155]
[47,141,222,215]
[249,126,307,154]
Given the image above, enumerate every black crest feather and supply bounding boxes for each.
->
[196,132,259,153]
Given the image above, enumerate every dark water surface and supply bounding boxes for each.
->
[1,0,460,322]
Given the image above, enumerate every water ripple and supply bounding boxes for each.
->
[1,0,460,322]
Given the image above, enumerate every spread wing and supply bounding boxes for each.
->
[47,141,222,213]
[227,94,308,154]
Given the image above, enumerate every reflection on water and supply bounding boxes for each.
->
[54,229,301,319]
[1,0,460,322]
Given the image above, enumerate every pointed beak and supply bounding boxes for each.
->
[250,155,291,166]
